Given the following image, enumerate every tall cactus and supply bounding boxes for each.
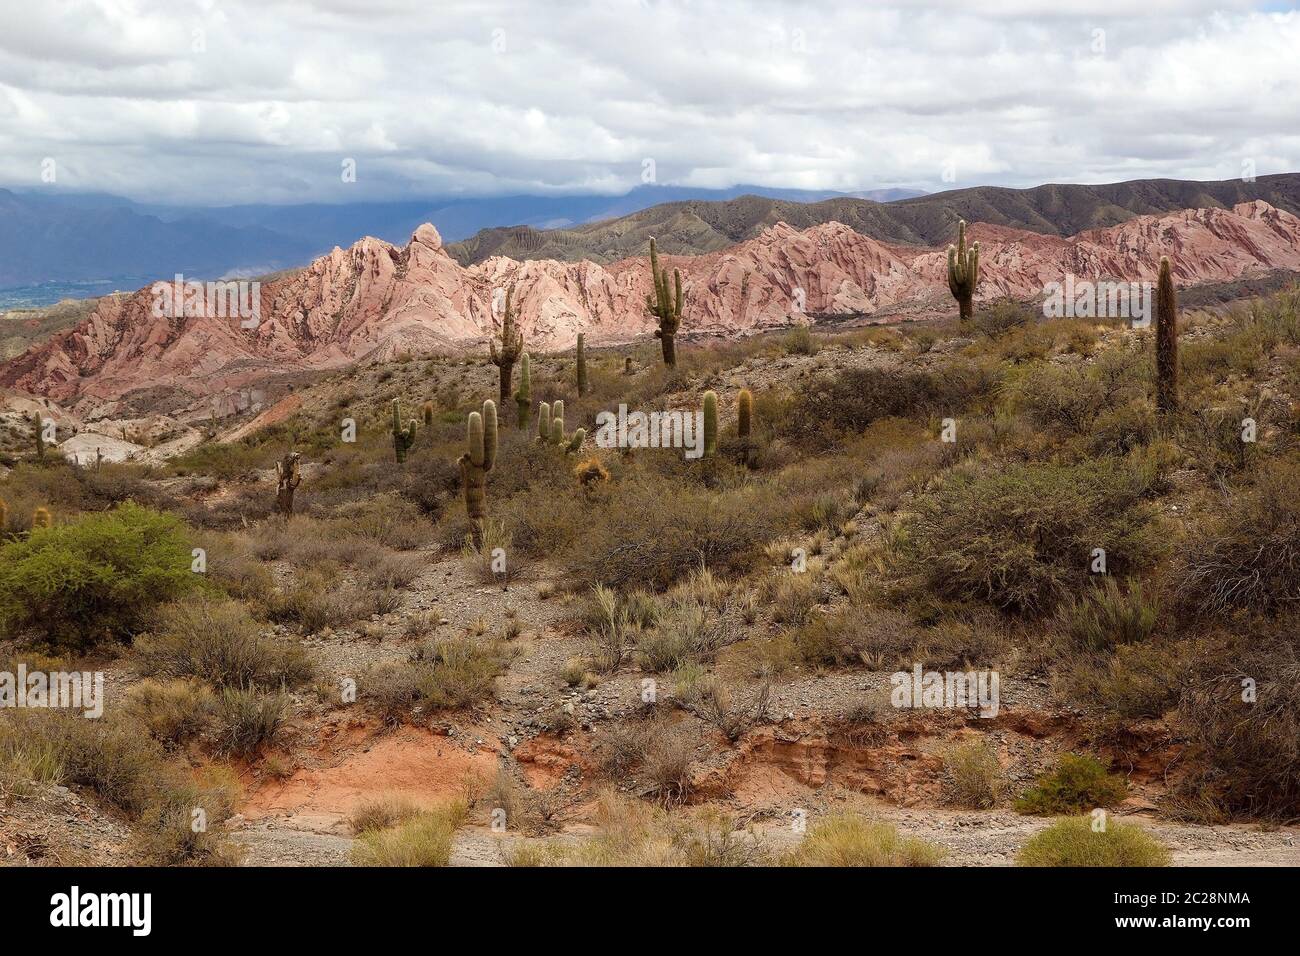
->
[422,402,434,427]
[537,401,552,443]
[489,284,525,416]
[576,333,587,396]
[646,237,684,366]
[32,413,45,459]
[32,506,51,529]
[275,452,302,516]
[946,219,980,321]
[737,388,754,467]
[702,390,718,458]
[1155,256,1180,414]
[392,399,417,464]
[515,353,532,429]
[459,399,498,548]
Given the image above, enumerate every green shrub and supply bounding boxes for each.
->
[568,476,777,591]
[969,299,1034,338]
[1057,642,1187,720]
[133,768,242,865]
[123,678,216,748]
[782,815,943,867]
[133,597,314,689]
[783,325,818,356]
[363,637,513,722]
[903,459,1160,615]
[1018,816,1170,867]
[788,362,996,449]
[1178,457,1300,619]
[1015,754,1127,815]
[1174,624,1300,820]
[0,502,197,648]
[214,687,289,756]
[9,712,168,814]
[1059,578,1158,652]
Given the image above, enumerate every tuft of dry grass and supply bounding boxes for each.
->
[351,799,469,866]
[782,814,943,867]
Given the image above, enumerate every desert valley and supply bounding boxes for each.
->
[2,172,1299,871]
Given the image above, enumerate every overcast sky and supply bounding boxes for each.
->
[0,0,1295,206]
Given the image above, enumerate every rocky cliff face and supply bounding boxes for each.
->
[3,201,1298,412]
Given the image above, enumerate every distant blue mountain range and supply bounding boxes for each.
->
[0,184,924,307]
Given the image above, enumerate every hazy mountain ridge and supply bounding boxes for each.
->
[445,173,1300,265]
[0,184,922,297]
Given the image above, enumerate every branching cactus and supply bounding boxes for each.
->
[946,219,980,321]
[32,506,51,529]
[275,451,302,516]
[576,333,588,396]
[459,399,498,548]
[646,237,684,366]
[702,390,718,458]
[1156,256,1180,414]
[550,400,567,446]
[489,284,525,414]
[392,399,417,463]
[737,388,754,467]
[515,353,532,429]
[537,401,552,443]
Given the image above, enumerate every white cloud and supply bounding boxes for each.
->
[0,0,1294,204]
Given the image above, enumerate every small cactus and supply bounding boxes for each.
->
[515,353,532,429]
[646,237,684,366]
[737,388,754,467]
[489,285,525,417]
[946,219,980,322]
[392,399,417,463]
[567,428,586,454]
[275,451,302,516]
[459,399,498,548]
[422,402,434,427]
[702,390,718,458]
[549,400,570,447]
[576,333,587,396]
[624,356,634,376]
[1156,256,1179,414]
[32,506,51,529]
[537,401,552,443]
[0,496,8,531]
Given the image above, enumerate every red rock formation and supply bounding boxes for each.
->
[4,201,1298,410]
